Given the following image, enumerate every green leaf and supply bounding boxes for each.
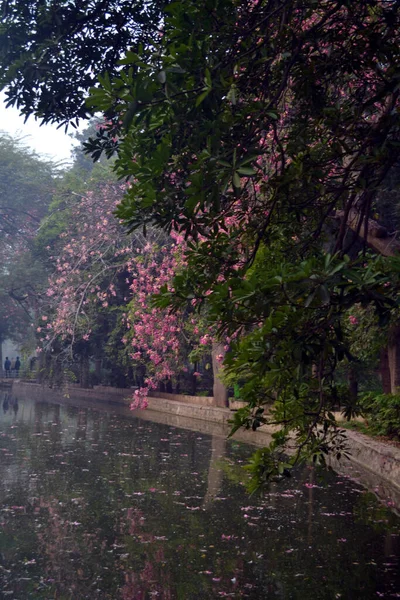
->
[227,84,237,105]
[205,68,212,88]
[122,100,138,131]
[217,159,232,168]
[237,167,257,176]
[233,172,241,188]
[304,290,316,307]
[195,89,211,106]
[318,285,330,305]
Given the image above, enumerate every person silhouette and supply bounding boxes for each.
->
[4,357,11,378]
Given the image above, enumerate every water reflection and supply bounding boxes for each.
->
[1,390,19,416]
[0,394,399,599]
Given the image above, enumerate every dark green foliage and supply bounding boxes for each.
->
[0,0,164,126]
[360,392,400,440]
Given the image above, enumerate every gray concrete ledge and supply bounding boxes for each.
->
[148,391,216,406]
[146,396,231,423]
[333,429,400,493]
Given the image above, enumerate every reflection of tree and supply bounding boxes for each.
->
[307,468,314,546]
[2,391,10,413]
[203,435,226,509]
[36,496,93,595]
[0,398,399,599]
[75,410,88,441]
[354,491,400,535]
[120,507,173,599]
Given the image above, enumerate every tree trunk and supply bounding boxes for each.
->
[212,342,228,408]
[0,337,3,376]
[380,348,392,394]
[337,208,400,257]
[94,358,102,380]
[348,365,358,403]
[52,358,64,387]
[38,351,47,384]
[388,326,400,394]
[191,362,198,396]
[80,355,90,388]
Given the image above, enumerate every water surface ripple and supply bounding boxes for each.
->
[0,393,399,599]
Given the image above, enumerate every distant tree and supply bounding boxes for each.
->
[69,118,114,174]
[0,134,56,257]
[0,134,58,356]
[0,290,26,369]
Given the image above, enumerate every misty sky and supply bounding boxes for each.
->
[0,92,85,164]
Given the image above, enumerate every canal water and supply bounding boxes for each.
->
[0,392,399,599]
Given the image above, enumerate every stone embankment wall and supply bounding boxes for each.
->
[329,429,400,500]
[10,381,131,405]
[148,390,216,407]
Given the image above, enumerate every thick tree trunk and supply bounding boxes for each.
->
[212,342,228,408]
[380,348,392,394]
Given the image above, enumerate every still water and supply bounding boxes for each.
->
[0,392,399,599]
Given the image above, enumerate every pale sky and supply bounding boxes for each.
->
[0,91,86,165]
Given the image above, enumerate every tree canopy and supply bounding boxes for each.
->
[84,0,400,475]
[0,0,164,126]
